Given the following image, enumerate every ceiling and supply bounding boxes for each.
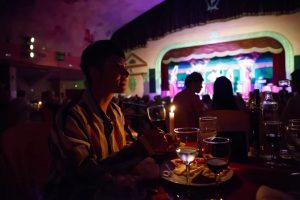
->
[0,0,165,81]
[0,0,165,56]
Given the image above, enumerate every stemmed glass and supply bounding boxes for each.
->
[147,104,167,132]
[176,146,199,185]
[202,137,230,200]
[174,127,199,147]
[198,116,218,149]
[263,121,282,167]
[286,119,300,162]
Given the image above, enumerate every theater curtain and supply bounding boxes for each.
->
[112,0,300,50]
[161,63,169,91]
[272,52,286,84]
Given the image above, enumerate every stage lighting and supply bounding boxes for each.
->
[22,36,36,58]
[29,52,35,58]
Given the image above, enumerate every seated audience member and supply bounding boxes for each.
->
[282,69,300,124]
[40,90,60,122]
[202,94,212,110]
[0,88,10,132]
[7,89,31,127]
[212,76,246,110]
[173,72,206,128]
[45,40,170,200]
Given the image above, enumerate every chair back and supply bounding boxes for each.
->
[0,121,53,200]
[203,110,250,161]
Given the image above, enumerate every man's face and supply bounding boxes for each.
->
[194,81,203,93]
[101,55,129,93]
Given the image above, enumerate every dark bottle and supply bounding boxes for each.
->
[260,91,279,122]
[249,89,261,157]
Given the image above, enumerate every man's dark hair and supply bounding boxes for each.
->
[80,40,125,80]
[291,69,300,93]
[184,72,203,88]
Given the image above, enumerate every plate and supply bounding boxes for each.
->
[161,158,234,187]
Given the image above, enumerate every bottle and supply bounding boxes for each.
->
[260,91,279,122]
[260,91,279,160]
[249,89,261,157]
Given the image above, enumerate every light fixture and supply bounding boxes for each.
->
[22,35,36,58]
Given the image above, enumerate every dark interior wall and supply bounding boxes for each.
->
[294,55,300,70]
[0,63,11,102]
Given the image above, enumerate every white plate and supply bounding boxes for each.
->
[161,159,234,187]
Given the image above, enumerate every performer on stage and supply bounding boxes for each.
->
[169,65,179,97]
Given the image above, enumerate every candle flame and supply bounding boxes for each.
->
[170,105,175,113]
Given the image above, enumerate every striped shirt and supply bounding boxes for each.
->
[46,90,152,199]
[51,90,128,168]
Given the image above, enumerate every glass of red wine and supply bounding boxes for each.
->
[202,137,230,200]
[263,121,282,167]
[147,104,167,132]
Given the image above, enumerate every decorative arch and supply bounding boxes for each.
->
[154,31,294,94]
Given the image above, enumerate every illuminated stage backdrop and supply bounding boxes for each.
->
[167,52,274,98]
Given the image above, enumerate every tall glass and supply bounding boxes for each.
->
[202,137,230,200]
[147,104,167,132]
[263,121,282,167]
[198,116,217,148]
[286,119,300,162]
[176,146,199,185]
[174,127,199,147]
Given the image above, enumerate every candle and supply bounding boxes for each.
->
[169,105,175,134]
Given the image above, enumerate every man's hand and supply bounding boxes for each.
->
[131,157,160,180]
[139,129,178,154]
[141,129,169,153]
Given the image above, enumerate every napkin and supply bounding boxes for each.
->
[256,185,293,200]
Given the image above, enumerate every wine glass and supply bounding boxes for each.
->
[176,146,199,185]
[286,119,300,162]
[147,104,167,132]
[174,127,199,147]
[202,137,230,200]
[263,121,282,167]
[198,116,217,148]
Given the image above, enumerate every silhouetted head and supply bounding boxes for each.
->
[80,40,129,93]
[212,76,237,110]
[291,69,300,93]
[214,76,233,96]
[184,72,204,93]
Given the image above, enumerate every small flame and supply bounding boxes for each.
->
[170,105,175,113]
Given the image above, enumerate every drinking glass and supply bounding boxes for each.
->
[286,119,300,162]
[202,137,230,200]
[176,146,199,185]
[198,116,217,148]
[174,127,199,147]
[263,121,282,167]
[147,104,167,132]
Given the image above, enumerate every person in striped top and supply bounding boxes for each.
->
[45,40,167,200]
